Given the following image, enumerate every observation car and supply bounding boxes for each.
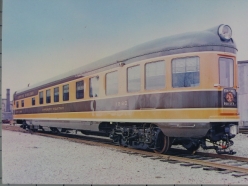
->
[13,24,239,154]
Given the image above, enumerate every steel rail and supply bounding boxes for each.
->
[239,129,248,134]
[107,147,248,174]
[169,148,248,163]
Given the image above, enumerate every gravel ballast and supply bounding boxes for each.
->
[2,127,248,184]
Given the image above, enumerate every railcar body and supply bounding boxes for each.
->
[13,24,239,154]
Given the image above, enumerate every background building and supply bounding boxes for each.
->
[2,89,13,122]
[238,61,248,127]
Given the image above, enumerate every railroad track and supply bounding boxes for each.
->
[3,125,248,177]
[239,128,248,134]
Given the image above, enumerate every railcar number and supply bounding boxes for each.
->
[116,100,128,107]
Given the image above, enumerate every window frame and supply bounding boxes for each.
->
[127,65,141,93]
[76,80,84,99]
[16,101,19,108]
[106,70,118,95]
[145,60,166,90]
[39,91,43,104]
[89,76,99,98]
[46,89,51,104]
[21,100,24,107]
[32,97,35,106]
[54,87,59,102]
[63,84,69,101]
[171,56,200,88]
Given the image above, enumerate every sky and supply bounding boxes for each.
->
[2,0,248,98]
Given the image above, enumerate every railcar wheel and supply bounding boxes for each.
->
[153,130,170,154]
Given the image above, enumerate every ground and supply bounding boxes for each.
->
[2,125,248,184]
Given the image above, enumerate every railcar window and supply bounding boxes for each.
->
[32,97,35,106]
[46,89,51,103]
[63,84,69,101]
[76,81,84,99]
[145,61,165,90]
[39,91,43,104]
[89,76,99,98]
[127,65,141,92]
[106,71,118,95]
[21,100,24,107]
[16,101,19,108]
[172,57,200,88]
[54,87,59,102]
[219,58,234,87]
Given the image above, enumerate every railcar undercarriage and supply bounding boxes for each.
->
[19,121,238,155]
[109,123,170,154]
[108,122,238,155]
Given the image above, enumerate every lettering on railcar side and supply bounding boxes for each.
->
[15,110,23,114]
[17,95,24,99]
[42,108,53,112]
[224,102,235,106]
[17,91,35,99]
[53,106,65,111]
[24,91,35,97]
[42,106,65,112]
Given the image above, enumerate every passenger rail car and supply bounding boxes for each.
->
[13,24,239,154]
